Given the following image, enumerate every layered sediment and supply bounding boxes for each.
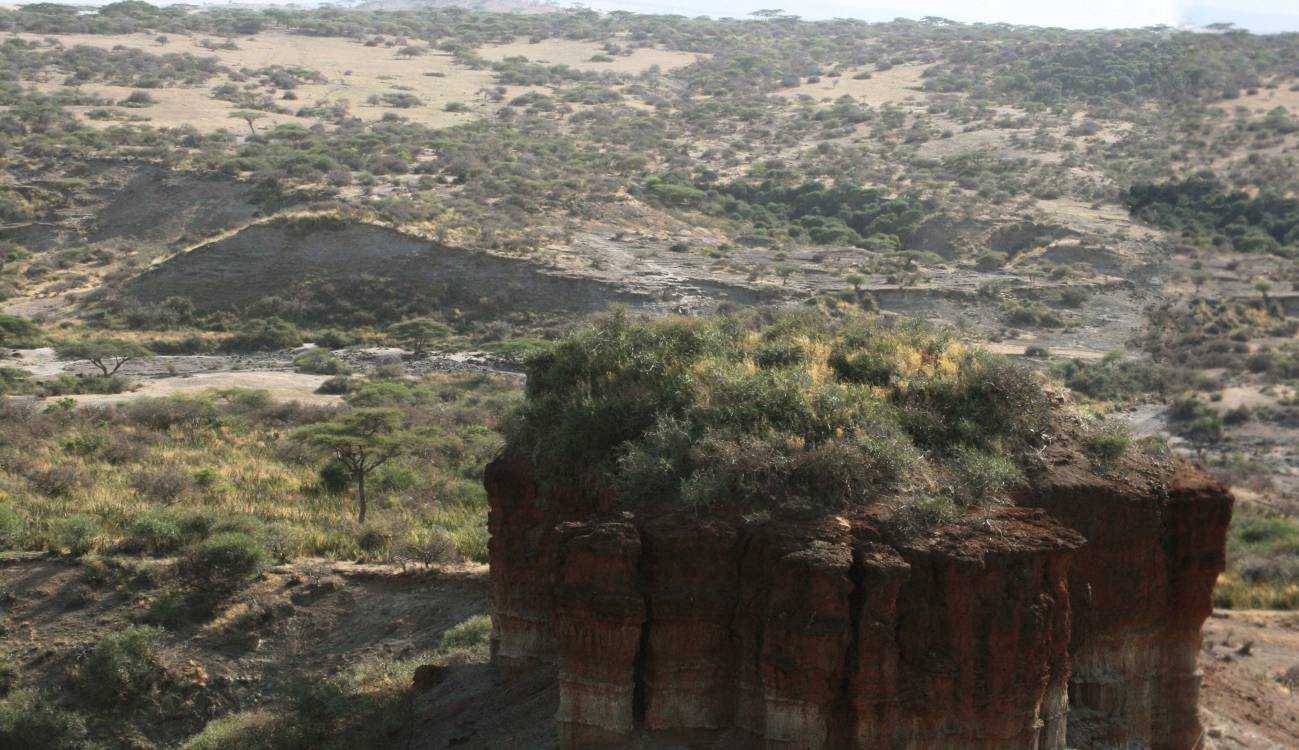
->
[486,451,1232,749]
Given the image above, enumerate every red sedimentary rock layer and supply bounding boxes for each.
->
[485,451,1232,749]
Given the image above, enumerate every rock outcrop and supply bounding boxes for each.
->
[486,451,1232,749]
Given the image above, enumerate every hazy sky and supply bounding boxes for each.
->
[576,0,1299,32]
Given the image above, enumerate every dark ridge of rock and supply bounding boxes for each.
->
[126,220,649,325]
[485,452,1232,749]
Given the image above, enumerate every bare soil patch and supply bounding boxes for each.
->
[777,63,931,106]
[475,36,701,74]
[13,31,498,130]
[1201,609,1299,749]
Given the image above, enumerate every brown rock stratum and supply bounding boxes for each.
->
[486,446,1233,749]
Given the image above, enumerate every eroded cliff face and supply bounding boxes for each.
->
[485,452,1232,749]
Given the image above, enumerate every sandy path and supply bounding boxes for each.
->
[64,370,341,406]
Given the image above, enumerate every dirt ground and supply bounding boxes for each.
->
[0,554,517,749]
[13,31,499,130]
[1201,610,1299,749]
[3,345,521,409]
[776,63,931,106]
[475,36,701,73]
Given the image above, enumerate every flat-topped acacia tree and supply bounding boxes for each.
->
[56,335,150,378]
[389,318,452,355]
[293,407,426,524]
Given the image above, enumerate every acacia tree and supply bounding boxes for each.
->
[56,335,150,377]
[230,110,264,135]
[389,318,451,355]
[293,408,423,524]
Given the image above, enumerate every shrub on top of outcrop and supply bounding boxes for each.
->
[505,308,1060,513]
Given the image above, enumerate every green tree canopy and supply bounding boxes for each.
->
[389,318,451,355]
[292,408,426,523]
[56,335,150,377]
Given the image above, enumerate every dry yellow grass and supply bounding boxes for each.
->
[1215,78,1299,115]
[41,82,314,132]
[776,64,931,106]
[12,31,500,130]
[475,36,703,73]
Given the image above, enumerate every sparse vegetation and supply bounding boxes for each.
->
[507,309,1060,515]
[1,5,1298,745]
[0,374,517,563]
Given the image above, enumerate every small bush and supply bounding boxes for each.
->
[178,533,268,600]
[130,466,192,505]
[1083,423,1131,467]
[224,318,302,352]
[976,251,1009,270]
[121,395,219,430]
[77,625,167,706]
[356,527,391,556]
[293,349,351,375]
[0,368,33,395]
[0,656,15,694]
[179,709,281,750]
[316,375,357,395]
[948,445,1023,505]
[123,514,184,556]
[0,314,43,349]
[436,614,491,662]
[258,522,305,564]
[0,689,87,750]
[57,514,100,556]
[319,460,351,494]
[396,531,456,568]
[26,464,87,498]
[0,505,23,550]
[170,509,219,543]
[885,494,956,536]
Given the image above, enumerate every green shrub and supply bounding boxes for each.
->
[123,514,184,556]
[0,655,15,694]
[436,614,491,662]
[57,514,100,556]
[1083,423,1131,467]
[170,509,220,543]
[0,689,87,750]
[948,445,1023,505]
[178,533,268,599]
[316,375,356,395]
[976,251,1009,270]
[293,349,351,375]
[884,494,956,536]
[1169,397,1224,442]
[507,310,1058,516]
[0,368,33,395]
[180,710,282,750]
[258,522,305,564]
[1053,356,1192,402]
[77,625,167,706]
[319,460,351,494]
[0,505,23,550]
[225,318,302,352]
[0,315,43,349]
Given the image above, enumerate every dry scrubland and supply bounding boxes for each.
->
[2,4,1299,746]
[11,31,699,131]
